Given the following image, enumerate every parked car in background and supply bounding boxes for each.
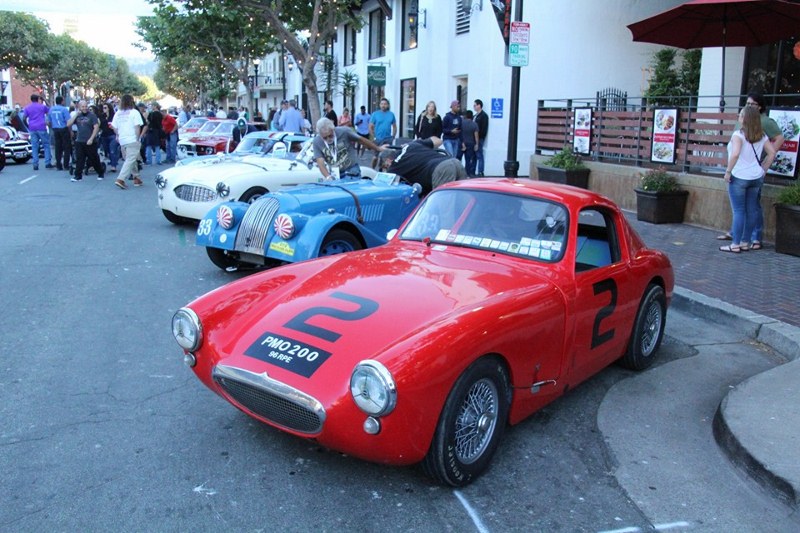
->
[177,120,269,159]
[175,131,309,168]
[197,172,421,271]
[0,126,32,163]
[172,179,674,486]
[156,136,335,224]
[177,117,209,140]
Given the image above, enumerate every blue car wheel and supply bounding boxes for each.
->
[319,229,362,256]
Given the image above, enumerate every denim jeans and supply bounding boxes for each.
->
[463,143,477,176]
[728,176,763,245]
[101,134,120,168]
[165,131,178,162]
[476,140,485,175]
[30,130,51,166]
[146,144,162,165]
[443,138,460,159]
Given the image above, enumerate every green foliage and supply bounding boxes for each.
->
[639,167,682,193]
[0,11,145,102]
[339,69,359,109]
[644,48,702,107]
[544,146,586,171]
[776,180,800,205]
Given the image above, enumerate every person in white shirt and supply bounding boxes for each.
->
[110,94,145,189]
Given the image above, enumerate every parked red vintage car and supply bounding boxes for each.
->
[177,119,268,158]
[172,179,674,486]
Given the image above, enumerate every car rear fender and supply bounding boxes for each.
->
[196,201,250,249]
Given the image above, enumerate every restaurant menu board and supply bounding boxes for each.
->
[573,108,591,155]
[651,108,678,164]
[768,109,800,179]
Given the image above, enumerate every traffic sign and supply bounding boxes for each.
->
[507,21,530,67]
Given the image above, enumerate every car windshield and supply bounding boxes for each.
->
[400,189,569,262]
[214,122,235,136]
[182,118,207,130]
[197,121,221,134]
[234,136,278,154]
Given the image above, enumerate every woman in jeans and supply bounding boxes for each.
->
[719,106,777,253]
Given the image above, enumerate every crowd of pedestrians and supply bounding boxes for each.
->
[12,92,491,198]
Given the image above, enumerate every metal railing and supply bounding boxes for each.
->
[535,94,800,179]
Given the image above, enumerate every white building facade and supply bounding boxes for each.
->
[242,0,748,176]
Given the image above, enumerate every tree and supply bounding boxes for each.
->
[138,0,279,113]
[339,69,359,112]
[0,12,52,72]
[240,0,365,123]
[644,48,702,108]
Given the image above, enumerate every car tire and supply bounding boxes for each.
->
[206,247,240,271]
[161,209,189,225]
[0,153,5,172]
[319,229,362,256]
[239,187,267,204]
[13,156,31,164]
[422,357,511,487]
[619,283,666,371]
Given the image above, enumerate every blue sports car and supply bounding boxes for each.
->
[196,173,423,271]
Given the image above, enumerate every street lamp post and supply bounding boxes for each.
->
[253,58,260,116]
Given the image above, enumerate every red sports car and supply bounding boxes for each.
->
[173,179,674,486]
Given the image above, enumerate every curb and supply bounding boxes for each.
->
[674,285,800,510]
[713,398,798,509]
[672,286,800,361]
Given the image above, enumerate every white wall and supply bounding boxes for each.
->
[341,0,736,176]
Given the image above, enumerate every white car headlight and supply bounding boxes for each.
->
[216,181,230,198]
[172,308,203,352]
[350,360,396,416]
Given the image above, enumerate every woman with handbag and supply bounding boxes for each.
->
[719,106,777,253]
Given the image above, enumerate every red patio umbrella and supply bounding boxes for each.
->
[628,0,800,107]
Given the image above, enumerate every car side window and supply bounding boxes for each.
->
[575,208,619,272]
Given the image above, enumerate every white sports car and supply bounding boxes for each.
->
[155,132,376,224]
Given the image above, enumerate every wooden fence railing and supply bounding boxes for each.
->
[536,100,742,173]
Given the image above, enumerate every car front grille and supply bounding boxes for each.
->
[212,365,325,434]
[174,184,216,202]
[234,197,280,254]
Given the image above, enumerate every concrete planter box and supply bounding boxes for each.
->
[635,189,689,224]
[775,203,800,257]
[536,166,590,189]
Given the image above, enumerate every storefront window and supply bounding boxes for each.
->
[400,78,416,139]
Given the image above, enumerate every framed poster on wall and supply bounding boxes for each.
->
[573,107,591,155]
[768,108,800,179]
[651,108,678,164]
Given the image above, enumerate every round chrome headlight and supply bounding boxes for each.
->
[172,308,203,352]
[273,213,295,239]
[216,182,230,198]
[350,360,396,416]
[216,205,235,229]
[154,174,167,189]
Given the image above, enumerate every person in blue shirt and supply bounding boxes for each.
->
[354,105,371,158]
[369,98,396,167]
[48,96,72,171]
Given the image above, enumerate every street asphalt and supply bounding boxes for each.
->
[625,212,800,511]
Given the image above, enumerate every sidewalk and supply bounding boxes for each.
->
[625,212,800,510]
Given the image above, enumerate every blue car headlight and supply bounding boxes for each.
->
[350,360,396,417]
[273,214,295,239]
[216,205,235,229]
[172,308,203,352]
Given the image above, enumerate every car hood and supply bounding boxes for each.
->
[192,242,559,396]
[162,159,294,186]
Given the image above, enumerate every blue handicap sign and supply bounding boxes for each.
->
[491,98,503,119]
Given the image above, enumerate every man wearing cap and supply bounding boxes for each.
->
[442,100,462,159]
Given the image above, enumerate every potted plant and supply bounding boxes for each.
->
[536,146,590,188]
[634,167,689,224]
[775,180,800,257]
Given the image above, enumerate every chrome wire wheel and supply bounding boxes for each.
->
[640,299,663,357]
[454,378,499,464]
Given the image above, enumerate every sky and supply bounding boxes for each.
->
[3,0,156,61]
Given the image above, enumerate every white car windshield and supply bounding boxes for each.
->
[197,121,224,134]
[400,189,569,262]
[181,118,207,130]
